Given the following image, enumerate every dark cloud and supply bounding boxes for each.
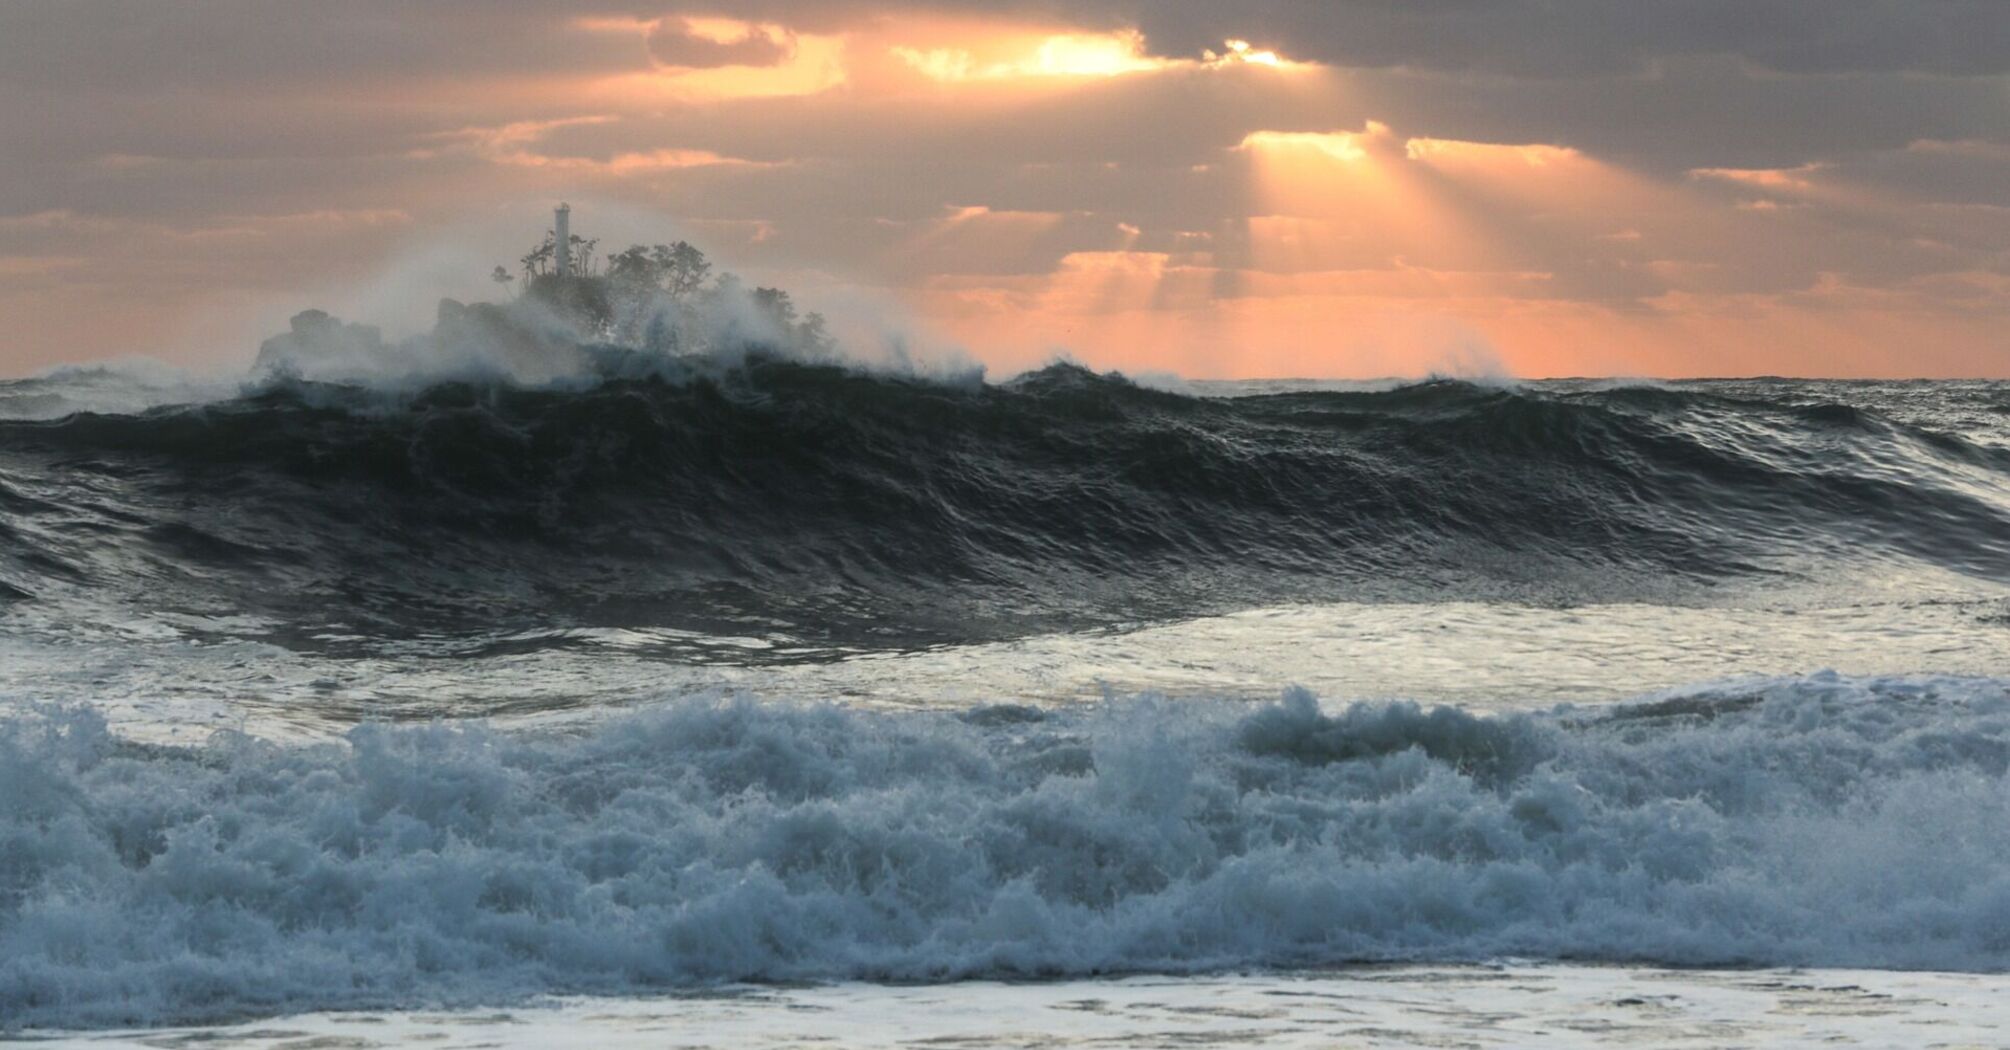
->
[1124,0,2010,78]
[7,1,2003,95]
[0,1,652,92]
[1337,58,2010,172]
[652,0,2010,77]
[646,19,794,68]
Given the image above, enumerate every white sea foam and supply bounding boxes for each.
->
[3,672,2009,1029]
[0,362,239,420]
[13,596,2010,744]
[42,967,2010,1050]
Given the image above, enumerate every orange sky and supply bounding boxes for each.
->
[1,3,2006,378]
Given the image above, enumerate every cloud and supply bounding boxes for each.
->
[646,18,796,69]
[1124,0,2010,78]
[0,1,2005,377]
[635,0,2010,77]
[1689,165,1828,194]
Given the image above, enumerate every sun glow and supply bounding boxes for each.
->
[1027,32,1163,77]
[1238,127,1379,163]
[1404,138,1582,167]
[893,29,1304,82]
[1209,40,1284,67]
[893,29,1162,81]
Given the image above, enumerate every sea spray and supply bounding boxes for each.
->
[5,672,2010,1029]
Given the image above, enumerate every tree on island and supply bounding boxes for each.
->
[570,235,600,276]
[750,286,835,355]
[259,219,838,382]
[519,236,554,283]
[606,241,710,300]
[495,228,835,357]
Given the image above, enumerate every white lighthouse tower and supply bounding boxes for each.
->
[553,202,572,278]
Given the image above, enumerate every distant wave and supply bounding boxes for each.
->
[5,672,2009,1028]
[2,361,2007,653]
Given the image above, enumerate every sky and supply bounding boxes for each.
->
[2,1,2008,379]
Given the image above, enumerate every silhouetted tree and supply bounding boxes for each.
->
[799,311,834,354]
[708,271,744,303]
[607,245,658,286]
[605,241,710,297]
[528,271,611,329]
[492,225,831,351]
[519,235,555,281]
[752,287,797,330]
[659,242,711,299]
[570,235,600,276]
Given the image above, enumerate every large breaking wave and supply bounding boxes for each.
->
[3,359,2008,654]
[4,672,2009,1028]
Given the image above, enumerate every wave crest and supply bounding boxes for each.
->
[4,365,2008,650]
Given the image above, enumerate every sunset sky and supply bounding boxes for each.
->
[3,1,2007,378]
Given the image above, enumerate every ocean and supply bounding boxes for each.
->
[2,360,2008,1045]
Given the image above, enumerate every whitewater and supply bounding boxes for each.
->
[7,672,2010,1031]
[3,333,2009,1043]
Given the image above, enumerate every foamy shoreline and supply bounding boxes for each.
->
[34,966,2010,1048]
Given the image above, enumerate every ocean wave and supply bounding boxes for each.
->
[4,671,2008,1029]
[2,363,2007,653]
